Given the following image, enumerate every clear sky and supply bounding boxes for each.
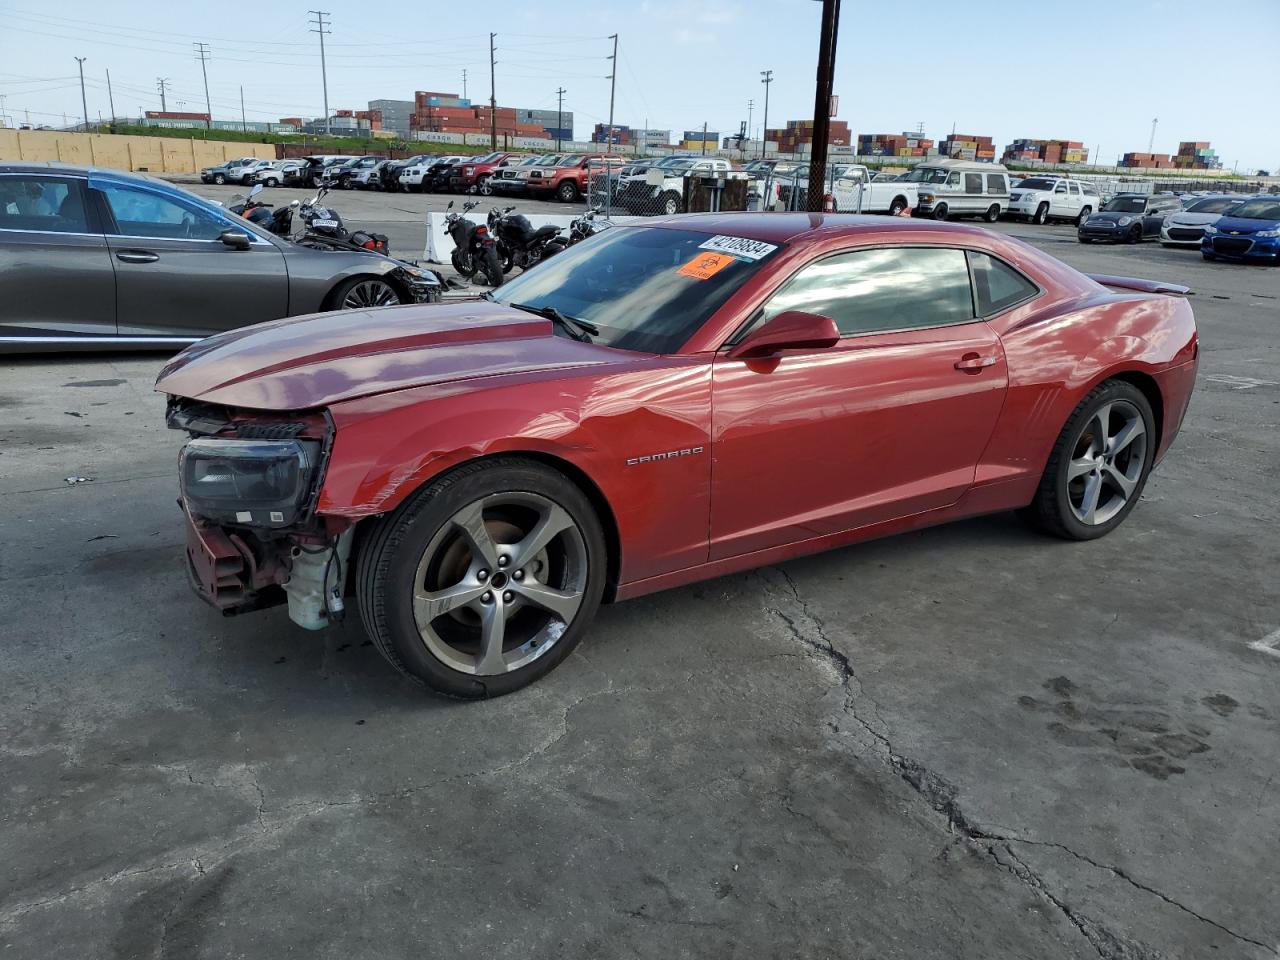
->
[2,0,1278,171]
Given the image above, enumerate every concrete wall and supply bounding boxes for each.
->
[0,129,273,173]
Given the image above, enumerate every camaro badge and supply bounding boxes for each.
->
[626,446,704,466]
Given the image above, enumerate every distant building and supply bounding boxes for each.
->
[369,99,413,136]
[1118,145,1219,171]
[938,133,996,162]
[144,110,210,123]
[1002,139,1087,164]
[766,119,852,154]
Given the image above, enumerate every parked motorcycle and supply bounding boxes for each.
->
[445,200,503,286]
[228,183,293,236]
[566,205,613,246]
[487,206,567,274]
[294,186,389,254]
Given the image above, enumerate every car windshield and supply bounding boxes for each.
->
[1017,178,1059,190]
[660,158,699,172]
[472,153,501,163]
[901,167,950,184]
[556,155,585,166]
[490,226,781,354]
[1103,196,1147,213]
[1226,199,1280,220]
[1185,197,1240,214]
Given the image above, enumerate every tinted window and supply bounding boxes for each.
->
[490,226,780,354]
[1103,196,1146,213]
[1018,178,1058,191]
[964,173,983,193]
[761,247,974,337]
[1186,197,1240,214]
[99,183,230,240]
[1226,199,1280,220]
[1083,184,1100,196]
[0,176,88,233]
[1054,182,1068,193]
[987,174,1007,194]
[968,252,1039,316]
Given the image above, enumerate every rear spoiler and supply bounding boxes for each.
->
[1087,273,1190,297]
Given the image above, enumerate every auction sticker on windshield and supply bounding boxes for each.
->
[698,235,778,261]
[677,251,735,280]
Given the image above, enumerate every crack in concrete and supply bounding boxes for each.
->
[761,566,1279,959]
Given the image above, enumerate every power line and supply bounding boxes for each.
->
[309,11,331,135]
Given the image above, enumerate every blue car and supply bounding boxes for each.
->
[1202,195,1280,263]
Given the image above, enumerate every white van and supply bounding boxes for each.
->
[901,159,1011,221]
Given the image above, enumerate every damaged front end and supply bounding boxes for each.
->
[167,398,352,631]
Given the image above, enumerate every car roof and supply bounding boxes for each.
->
[0,161,181,188]
[635,211,1016,246]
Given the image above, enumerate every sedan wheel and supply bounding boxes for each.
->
[335,278,403,309]
[357,459,607,697]
[1021,380,1154,540]
[213,173,226,185]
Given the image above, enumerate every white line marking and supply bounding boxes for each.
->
[1205,374,1279,390]
[1247,628,1280,659]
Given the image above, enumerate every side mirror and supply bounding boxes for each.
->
[726,310,840,360]
[447,201,455,210]
[249,183,264,198]
[218,229,252,251]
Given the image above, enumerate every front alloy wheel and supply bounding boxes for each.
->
[357,459,607,697]
[336,277,403,309]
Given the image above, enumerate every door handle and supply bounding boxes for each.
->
[116,250,159,264]
[955,352,999,373]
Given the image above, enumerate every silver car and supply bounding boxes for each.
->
[0,163,440,353]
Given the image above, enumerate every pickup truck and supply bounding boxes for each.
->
[525,154,625,203]
[829,165,918,216]
[616,156,742,215]
[1006,176,1102,225]
[200,157,261,185]
[449,152,522,194]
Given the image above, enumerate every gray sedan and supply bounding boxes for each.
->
[0,162,439,353]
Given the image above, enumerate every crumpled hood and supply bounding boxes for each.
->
[154,300,622,412]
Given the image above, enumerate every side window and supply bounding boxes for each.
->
[987,174,1007,195]
[1083,184,1099,197]
[761,247,974,337]
[947,172,962,186]
[98,183,230,240]
[0,176,88,233]
[964,173,983,193]
[1054,182,1068,194]
[968,252,1039,315]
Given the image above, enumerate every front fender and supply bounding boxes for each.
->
[285,251,401,314]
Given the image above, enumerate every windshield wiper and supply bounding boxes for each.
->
[509,302,599,343]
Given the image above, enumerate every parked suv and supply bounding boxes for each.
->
[526,154,625,203]
[493,154,566,196]
[1078,193,1180,243]
[617,156,739,215]
[399,155,467,192]
[200,157,259,185]
[1007,176,1101,225]
[321,156,382,189]
[449,152,521,194]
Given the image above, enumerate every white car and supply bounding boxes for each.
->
[234,159,275,185]
[830,164,919,216]
[1007,176,1102,225]
[250,160,305,187]
[615,156,742,216]
[1160,194,1244,247]
[399,155,467,191]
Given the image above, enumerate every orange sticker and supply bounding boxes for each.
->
[677,251,735,280]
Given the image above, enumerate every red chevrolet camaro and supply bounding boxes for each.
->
[158,212,1198,697]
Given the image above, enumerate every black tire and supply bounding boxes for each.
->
[451,248,477,279]
[556,180,580,203]
[932,203,948,221]
[1202,252,1217,261]
[889,197,907,217]
[660,192,682,216]
[1078,237,1093,244]
[482,246,503,287]
[1076,206,1092,226]
[984,203,1000,223]
[213,173,226,185]
[1127,225,1142,244]
[541,239,568,259]
[477,176,493,197]
[1019,379,1156,541]
[1033,202,1049,225]
[356,458,607,698]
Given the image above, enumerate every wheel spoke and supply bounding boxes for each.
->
[515,581,582,623]
[414,580,487,623]
[1077,472,1103,523]
[1102,463,1137,500]
[476,601,507,674]
[511,503,574,568]
[1109,417,1144,456]
[1089,405,1112,457]
[450,501,500,569]
[1068,456,1096,481]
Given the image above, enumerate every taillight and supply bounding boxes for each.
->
[475,225,487,234]
[361,239,376,249]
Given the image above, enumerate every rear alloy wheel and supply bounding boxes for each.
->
[477,176,494,197]
[1128,225,1143,243]
[984,203,1001,223]
[1021,380,1154,540]
[556,180,579,203]
[1076,206,1092,226]
[1033,202,1049,225]
[357,459,607,697]
[661,192,682,216]
[333,277,404,310]
[213,173,226,185]
[888,197,907,217]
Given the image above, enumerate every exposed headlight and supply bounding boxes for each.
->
[1203,224,1218,235]
[1256,228,1280,238]
[919,192,936,202]
[180,438,321,528]
[1117,216,1133,226]
[463,166,475,175]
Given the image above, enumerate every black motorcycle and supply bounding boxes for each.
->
[445,200,503,286]
[566,205,612,246]
[228,183,293,236]
[293,186,389,254]
[487,206,567,274]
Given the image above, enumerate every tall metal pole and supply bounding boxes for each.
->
[74,57,89,130]
[309,11,331,136]
[746,99,753,156]
[806,0,840,211]
[555,87,566,151]
[759,69,773,159]
[489,33,497,150]
[462,68,468,100]
[701,121,708,156]
[157,77,170,112]
[605,34,618,155]
[240,86,247,132]
[105,70,116,124]
[194,43,213,128]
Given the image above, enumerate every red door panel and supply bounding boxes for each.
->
[709,321,1008,561]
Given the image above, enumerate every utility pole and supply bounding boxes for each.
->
[156,77,170,112]
[746,98,754,155]
[309,11,331,136]
[1148,117,1158,154]
[806,0,840,210]
[759,69,773,159]
[240,86,247,132]
[0,95,8,129]
[605,33,618,155]
[555,86,566,151]
[701,121,708,156]
[462,68,467,100]
[74,57,89,131]
[488,32,497,150]
[105,70,116,125]
[194,42,213,128]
